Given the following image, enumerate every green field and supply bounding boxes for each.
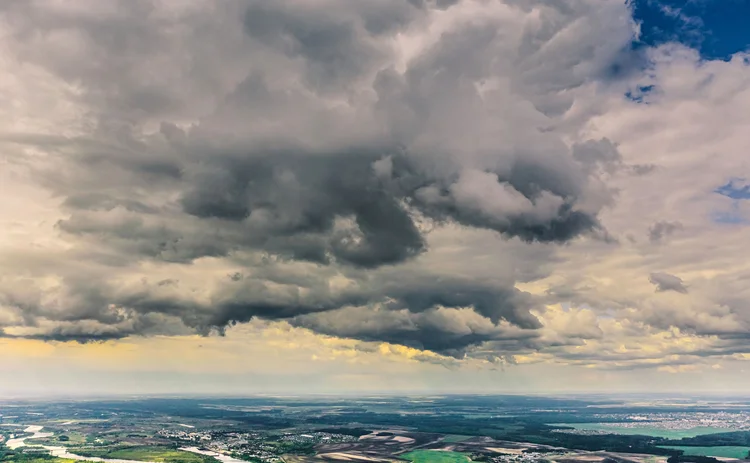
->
[2,458,90,463]
[72,446,218,463]
[402,450,471,463]
[657,446,750,459]
[33,432,92,447]
[442,435,472,443]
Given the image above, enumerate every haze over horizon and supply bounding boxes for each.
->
[2,0,750,396]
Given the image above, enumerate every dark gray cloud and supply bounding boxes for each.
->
[1,268,546,357]
[0,328,130,343]
[241,0,417,92]
[649,272,689,294]
[630,163,658,176]
[176,151,427,267]
[572,138,656,178]
[291,305,542,357]
[0,0,641,358]
[573,138,624,175]
[648,220,683,243]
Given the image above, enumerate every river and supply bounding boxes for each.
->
[178,446,246,463]
[2,425,218,463]
[6,426,53,450]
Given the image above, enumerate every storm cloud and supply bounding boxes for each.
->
[10,0,750,373]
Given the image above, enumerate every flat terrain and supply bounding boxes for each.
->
[401,450,471,463]
[658,446,750,459]
[4,396,750,463]
[3,459,85,463]
[71,446,217,463]
[441,437,472,444]
[553,424,742,439]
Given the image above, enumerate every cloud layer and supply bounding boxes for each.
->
[2,0,750,374]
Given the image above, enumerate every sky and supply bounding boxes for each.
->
[1,0,750,397]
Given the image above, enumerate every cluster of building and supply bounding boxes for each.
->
[278,432,359,444]
[485,452,554,463]
[158,429,280,462]
[157,428,357,463]
[615,411,750,431]
[552,411,750,436]
[223,439,281,462]
[156,429,213,442]
[551,429,611,436]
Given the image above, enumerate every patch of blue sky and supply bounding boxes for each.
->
[620,1,750,103]
[712,210,748,225]
[713,179,750,224]
[631,0,750,61]
[625,84,655,103]
[715,178,750,200]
